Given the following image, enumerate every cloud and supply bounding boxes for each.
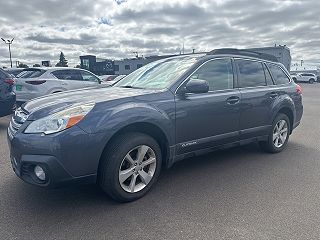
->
[0,0,319,67]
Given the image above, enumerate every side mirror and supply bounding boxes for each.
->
[185,79,209,94]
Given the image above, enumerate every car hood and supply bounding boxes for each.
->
[23,86,158,120]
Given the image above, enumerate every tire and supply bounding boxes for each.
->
[309,78,315,84]
[259,113,291,153]
[98,132,162,202]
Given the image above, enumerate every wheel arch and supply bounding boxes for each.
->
[98,122,171,170]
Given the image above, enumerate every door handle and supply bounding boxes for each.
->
[270,92,278,98]
[61,82,68,86]
[226,96,240,105]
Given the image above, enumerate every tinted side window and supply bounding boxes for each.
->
[268,64,290,85]
[236,60,266,88]
[52,70,72,80]
[189,58,233,91]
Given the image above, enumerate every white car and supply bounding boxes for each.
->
[14,67,101,102]
[291,73,317,84]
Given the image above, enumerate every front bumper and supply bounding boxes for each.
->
[7,120,106,188]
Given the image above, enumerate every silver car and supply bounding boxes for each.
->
[14,67,101,102]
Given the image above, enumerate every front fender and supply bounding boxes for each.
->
[79,102,175,145]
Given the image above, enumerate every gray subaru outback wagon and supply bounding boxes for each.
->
[8,49,303,202]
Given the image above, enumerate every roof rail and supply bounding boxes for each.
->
[207,48,279,62]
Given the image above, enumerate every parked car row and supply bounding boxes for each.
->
[1,67,127,117]
[13,67,102,102]
[290,72,318,84]
[7,49,303,202]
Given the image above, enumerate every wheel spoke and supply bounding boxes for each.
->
[119,167,135,183]
[137,145,149,163]
[279,120,285,130]
[280,128,288,134]
[274,137,279,147]
[273,133,278,141]
[125,153,135,165]
[141,157,156,168]
[139,170,152,185]
[279,134,286,143]
[129,174,138,192]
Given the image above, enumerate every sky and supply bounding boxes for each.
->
[0,0,320,68]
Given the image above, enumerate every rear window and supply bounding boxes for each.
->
[268,64,290,85]
[17,69,45,78]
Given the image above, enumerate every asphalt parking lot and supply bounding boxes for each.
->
[0,83,320,240]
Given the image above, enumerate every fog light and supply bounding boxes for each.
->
[34,165,46,181]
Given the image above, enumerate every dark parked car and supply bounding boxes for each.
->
[7,49,303,202]
[0,68,16,117]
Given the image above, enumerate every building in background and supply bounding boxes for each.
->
[80,55,114,75]
[80,45,292,76]
[41,61,51,67]
[248,45,291,70]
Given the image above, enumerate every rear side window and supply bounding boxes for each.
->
[189,58,234,91]
[268,64,290,85]
[236,60,266,88]
[52,70,82,81]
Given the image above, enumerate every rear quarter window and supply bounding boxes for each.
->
[268,64,290,85]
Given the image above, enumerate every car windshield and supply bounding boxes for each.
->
[114,56,202,90]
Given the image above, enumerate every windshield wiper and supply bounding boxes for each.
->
[120,85,144,89]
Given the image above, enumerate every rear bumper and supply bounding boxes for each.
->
[0,93,16,117]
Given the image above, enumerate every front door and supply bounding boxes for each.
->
[175,58,241,155]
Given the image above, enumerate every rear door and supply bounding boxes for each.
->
[235,59,276,140]
[51,70,83,91]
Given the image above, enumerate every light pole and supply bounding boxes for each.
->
[1,38,14,68]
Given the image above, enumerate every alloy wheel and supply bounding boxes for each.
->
[118,145,157,193]
[272,119,288,148]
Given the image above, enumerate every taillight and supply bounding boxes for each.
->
[25,80,46,85]
[4,79,14,85]
[296,84,302,94]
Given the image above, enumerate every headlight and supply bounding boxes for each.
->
[24,102,95,134]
